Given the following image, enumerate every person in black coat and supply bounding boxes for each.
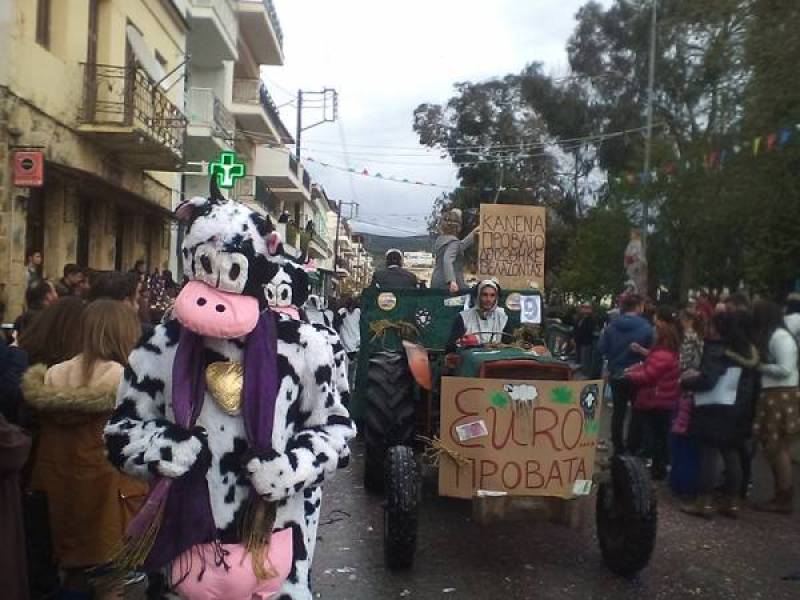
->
[370,249,418,289]
[574,303,596,375]
[680,310,759,518]
[0,337,29,426]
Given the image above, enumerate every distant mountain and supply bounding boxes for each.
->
[357,233,432,262]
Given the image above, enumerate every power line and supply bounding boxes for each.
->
[277,122,663,153]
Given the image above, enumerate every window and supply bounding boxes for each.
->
[36,0,51,49]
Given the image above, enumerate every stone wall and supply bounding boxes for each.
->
[0,90,175,320]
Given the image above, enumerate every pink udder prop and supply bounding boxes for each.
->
[171,528,293,600]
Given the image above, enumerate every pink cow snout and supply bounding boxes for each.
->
[174,281,259,339]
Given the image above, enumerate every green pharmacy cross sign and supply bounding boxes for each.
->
[209,151,246,189]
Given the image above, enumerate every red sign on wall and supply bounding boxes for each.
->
[13,151,44,187]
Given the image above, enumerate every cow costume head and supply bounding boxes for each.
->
[174,181,309,337]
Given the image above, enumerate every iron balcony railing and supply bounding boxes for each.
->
[191,0,238,48]
[289,153,299,177]
[302,170,311,191]
[79,63,187,157]
[258,83,284,133]
[188,88,235,142]
[263,0,284,49]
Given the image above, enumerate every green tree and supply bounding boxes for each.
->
[560,205,632,300]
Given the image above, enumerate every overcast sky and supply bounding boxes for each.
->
[265,0,605,236]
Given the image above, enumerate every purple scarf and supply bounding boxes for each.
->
[129,311,280,570]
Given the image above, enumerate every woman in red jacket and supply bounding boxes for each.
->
[623,306,682,480]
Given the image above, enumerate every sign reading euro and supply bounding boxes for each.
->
[438,378,603,499]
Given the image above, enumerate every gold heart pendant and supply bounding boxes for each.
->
[205,362,244,416]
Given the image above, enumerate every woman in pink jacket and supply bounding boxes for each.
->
[623,306,682,480]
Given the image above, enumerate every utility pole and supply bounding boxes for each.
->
[295,88,339,160]
[641,0,658,252]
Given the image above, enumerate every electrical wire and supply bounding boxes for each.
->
[266,122,663,153]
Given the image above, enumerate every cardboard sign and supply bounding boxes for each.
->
[439,378,603,499]
[478,204,546,290]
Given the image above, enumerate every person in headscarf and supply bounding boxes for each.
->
[431,208,479,293]
[447,280,513,351]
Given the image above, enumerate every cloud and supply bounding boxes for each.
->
[265,0,606,235]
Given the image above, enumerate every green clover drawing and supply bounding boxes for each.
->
[551,386,574,405]
[490,391,509,408]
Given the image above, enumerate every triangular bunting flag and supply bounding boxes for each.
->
[766,133,777,151]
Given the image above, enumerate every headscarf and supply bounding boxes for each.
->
[474,279,500,318]
[461,280,508,345]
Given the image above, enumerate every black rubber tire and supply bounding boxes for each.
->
[363,351,414,493]
[384,445,418,570]
[596,454,657,577]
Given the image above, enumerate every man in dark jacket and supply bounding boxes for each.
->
[599,294,653,454]
[370,249,418,289]
[54,264,84,297]
[574,303,597,376]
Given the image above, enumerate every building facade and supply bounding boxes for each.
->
[0,0,190,318]
[403,250,434,286]
[0,0,342,318]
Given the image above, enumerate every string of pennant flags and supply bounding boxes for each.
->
[301,120,800,192]
[613,122,800,187]
[304,156,551,192]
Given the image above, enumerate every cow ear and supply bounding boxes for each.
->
[175,195,212,223]
[209,177,225,204]
[175,201,195,222]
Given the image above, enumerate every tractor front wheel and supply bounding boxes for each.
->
[596,454,657,576]
[363,351,414,493]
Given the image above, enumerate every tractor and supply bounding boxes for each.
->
[350,286,657,576]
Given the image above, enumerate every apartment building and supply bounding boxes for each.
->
[0,0,189,316]
[183,0,292,210]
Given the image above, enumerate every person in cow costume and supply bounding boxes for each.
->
[103,182,355,600]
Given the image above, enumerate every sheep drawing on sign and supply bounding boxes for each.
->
[504,383,538,412]
[103,180,355,600]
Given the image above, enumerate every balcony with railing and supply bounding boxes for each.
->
[188,0,238,66]
[186,88,235,159]
[78,64,187,170]
[237,0,284,66]
[255,146,306,200]
[232,78,293,144]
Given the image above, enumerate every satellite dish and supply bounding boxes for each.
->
[126,25,165,83]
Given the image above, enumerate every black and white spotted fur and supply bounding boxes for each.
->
[104,193,355,600]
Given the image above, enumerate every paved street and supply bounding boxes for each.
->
[312,438,800,600]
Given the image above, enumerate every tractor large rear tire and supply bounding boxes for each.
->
[596,454,657,577]
[363,351,414,494]
[384,445,418,570]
